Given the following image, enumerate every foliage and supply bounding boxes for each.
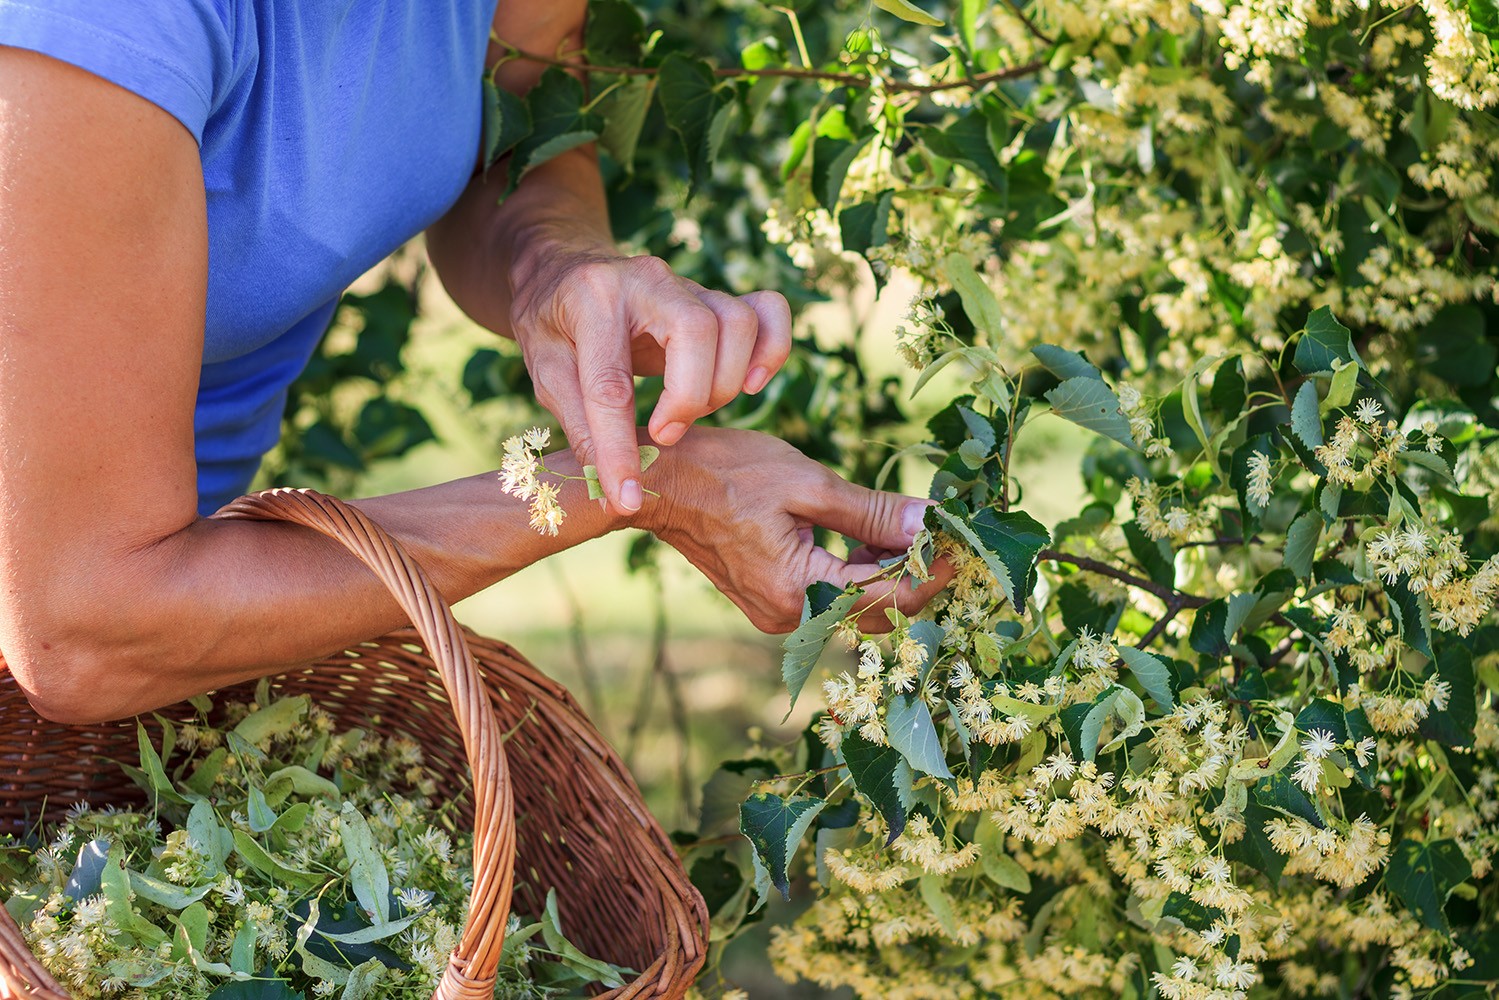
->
[469,2,1499,999]
[257,0,1499,996]
[0,684,630,999]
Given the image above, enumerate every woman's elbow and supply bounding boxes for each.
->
[3,623,145,726]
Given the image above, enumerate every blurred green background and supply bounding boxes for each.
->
[275,253,1090,996]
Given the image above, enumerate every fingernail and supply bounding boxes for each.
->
[657,422,687,444]
[620,478,644,513]
[901,501,928,540]
[745,366,770,394]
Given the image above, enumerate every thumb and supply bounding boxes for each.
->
[797,475,932,552]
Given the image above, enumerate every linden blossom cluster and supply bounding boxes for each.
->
[499,427,566,537]
[720,314,1499,999]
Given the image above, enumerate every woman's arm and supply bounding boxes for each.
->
[425,3,793,519]
[0,48,947,726]
[0,48,628,724]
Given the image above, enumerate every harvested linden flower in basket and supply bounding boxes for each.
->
[0,682,631,999]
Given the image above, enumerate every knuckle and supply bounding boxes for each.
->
[630,255,675,282]
[582,364,635,409]
[570,260,622,300]
[722,301,760,341]
[673,304,719,343]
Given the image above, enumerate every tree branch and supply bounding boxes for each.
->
[504,47,1048,95]
[1040,549,1209,609]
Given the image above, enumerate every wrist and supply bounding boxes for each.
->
[501,218,618,295]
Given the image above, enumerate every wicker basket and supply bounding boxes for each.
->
[0,489,708,1000]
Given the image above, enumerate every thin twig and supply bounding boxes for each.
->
[1002,0,1056,45]
[754,763,847,785]
[505,46,1048,95]
[1040,549,1210,609]
[1136,605,1183,650]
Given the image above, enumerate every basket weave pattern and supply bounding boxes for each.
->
[0,489,707,999]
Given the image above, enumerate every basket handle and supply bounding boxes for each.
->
[215,488,513,1000]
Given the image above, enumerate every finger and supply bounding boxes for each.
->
[805,550,956,632]
[571,303,645,514]
[794,472,933,552]
[739,290,793,394]
[630,285,720,447]
[693,288,759,410]
[527,348,596,461]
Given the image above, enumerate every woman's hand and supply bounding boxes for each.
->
[639,427,953,633]
[507,240,792,514]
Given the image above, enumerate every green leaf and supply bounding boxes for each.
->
[247,786,278,834]
[1162,892,1222,932]
[812,135,868,212]
[127,869,216,910]
[1291,381,1324,449]
[1283,512,1321,579]
[481,80,530,170]
[925,105,1007,190]
[509,69,603,192]
[1388,575,1434,659]
[340,803,390,925]
[584,0,646,64]
[1061,686,1125,762]
[188,800,233,875]
[229,920,258,976]
[968,508,1051,609]
[919,874,960,937]
[316,913,421,945]
[1294,307,1359,375]
[596,77,654,169]
[1253,770,1325,828]
[1421,645,1478,747]
[940,254,1003,337]
[1117,647,1174,710]
[1414,305,1495,388]
[1295,698,1349,742]
[64,838,111,901]
[1044,377,1136,451]
[658,54,730,195]
[1123,520,1175,588]
[232,831,327,892]
[1324,360,1359,412]
[339,960,387,1000]
[781,585,862,714]
[539,889,631,987]
[886,695,954,779]
[739,793,827,902]
[842,729,913,843]
[135,723,192,806]
[873,0,944,25]
[233,695,310,746]
[1032,344,1103,382]
[1222,797,1288,886]
[207,978,305,1000]
[1471,0,1499,41]
[1385,838,1471,935]
[839,192,894,256]
[975,812,1031,891]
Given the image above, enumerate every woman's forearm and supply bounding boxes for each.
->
[11,451,627,724]
[426,143,615,337]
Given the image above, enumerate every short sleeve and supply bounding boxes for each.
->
[0,0,232,144]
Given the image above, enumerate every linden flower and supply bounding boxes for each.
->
[1246,451,1274,509]
[1354,397,1385,425]
[1292,754,1323,795]
[1300,728,1337,760]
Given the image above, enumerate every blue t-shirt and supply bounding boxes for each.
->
[0,0,498,514]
